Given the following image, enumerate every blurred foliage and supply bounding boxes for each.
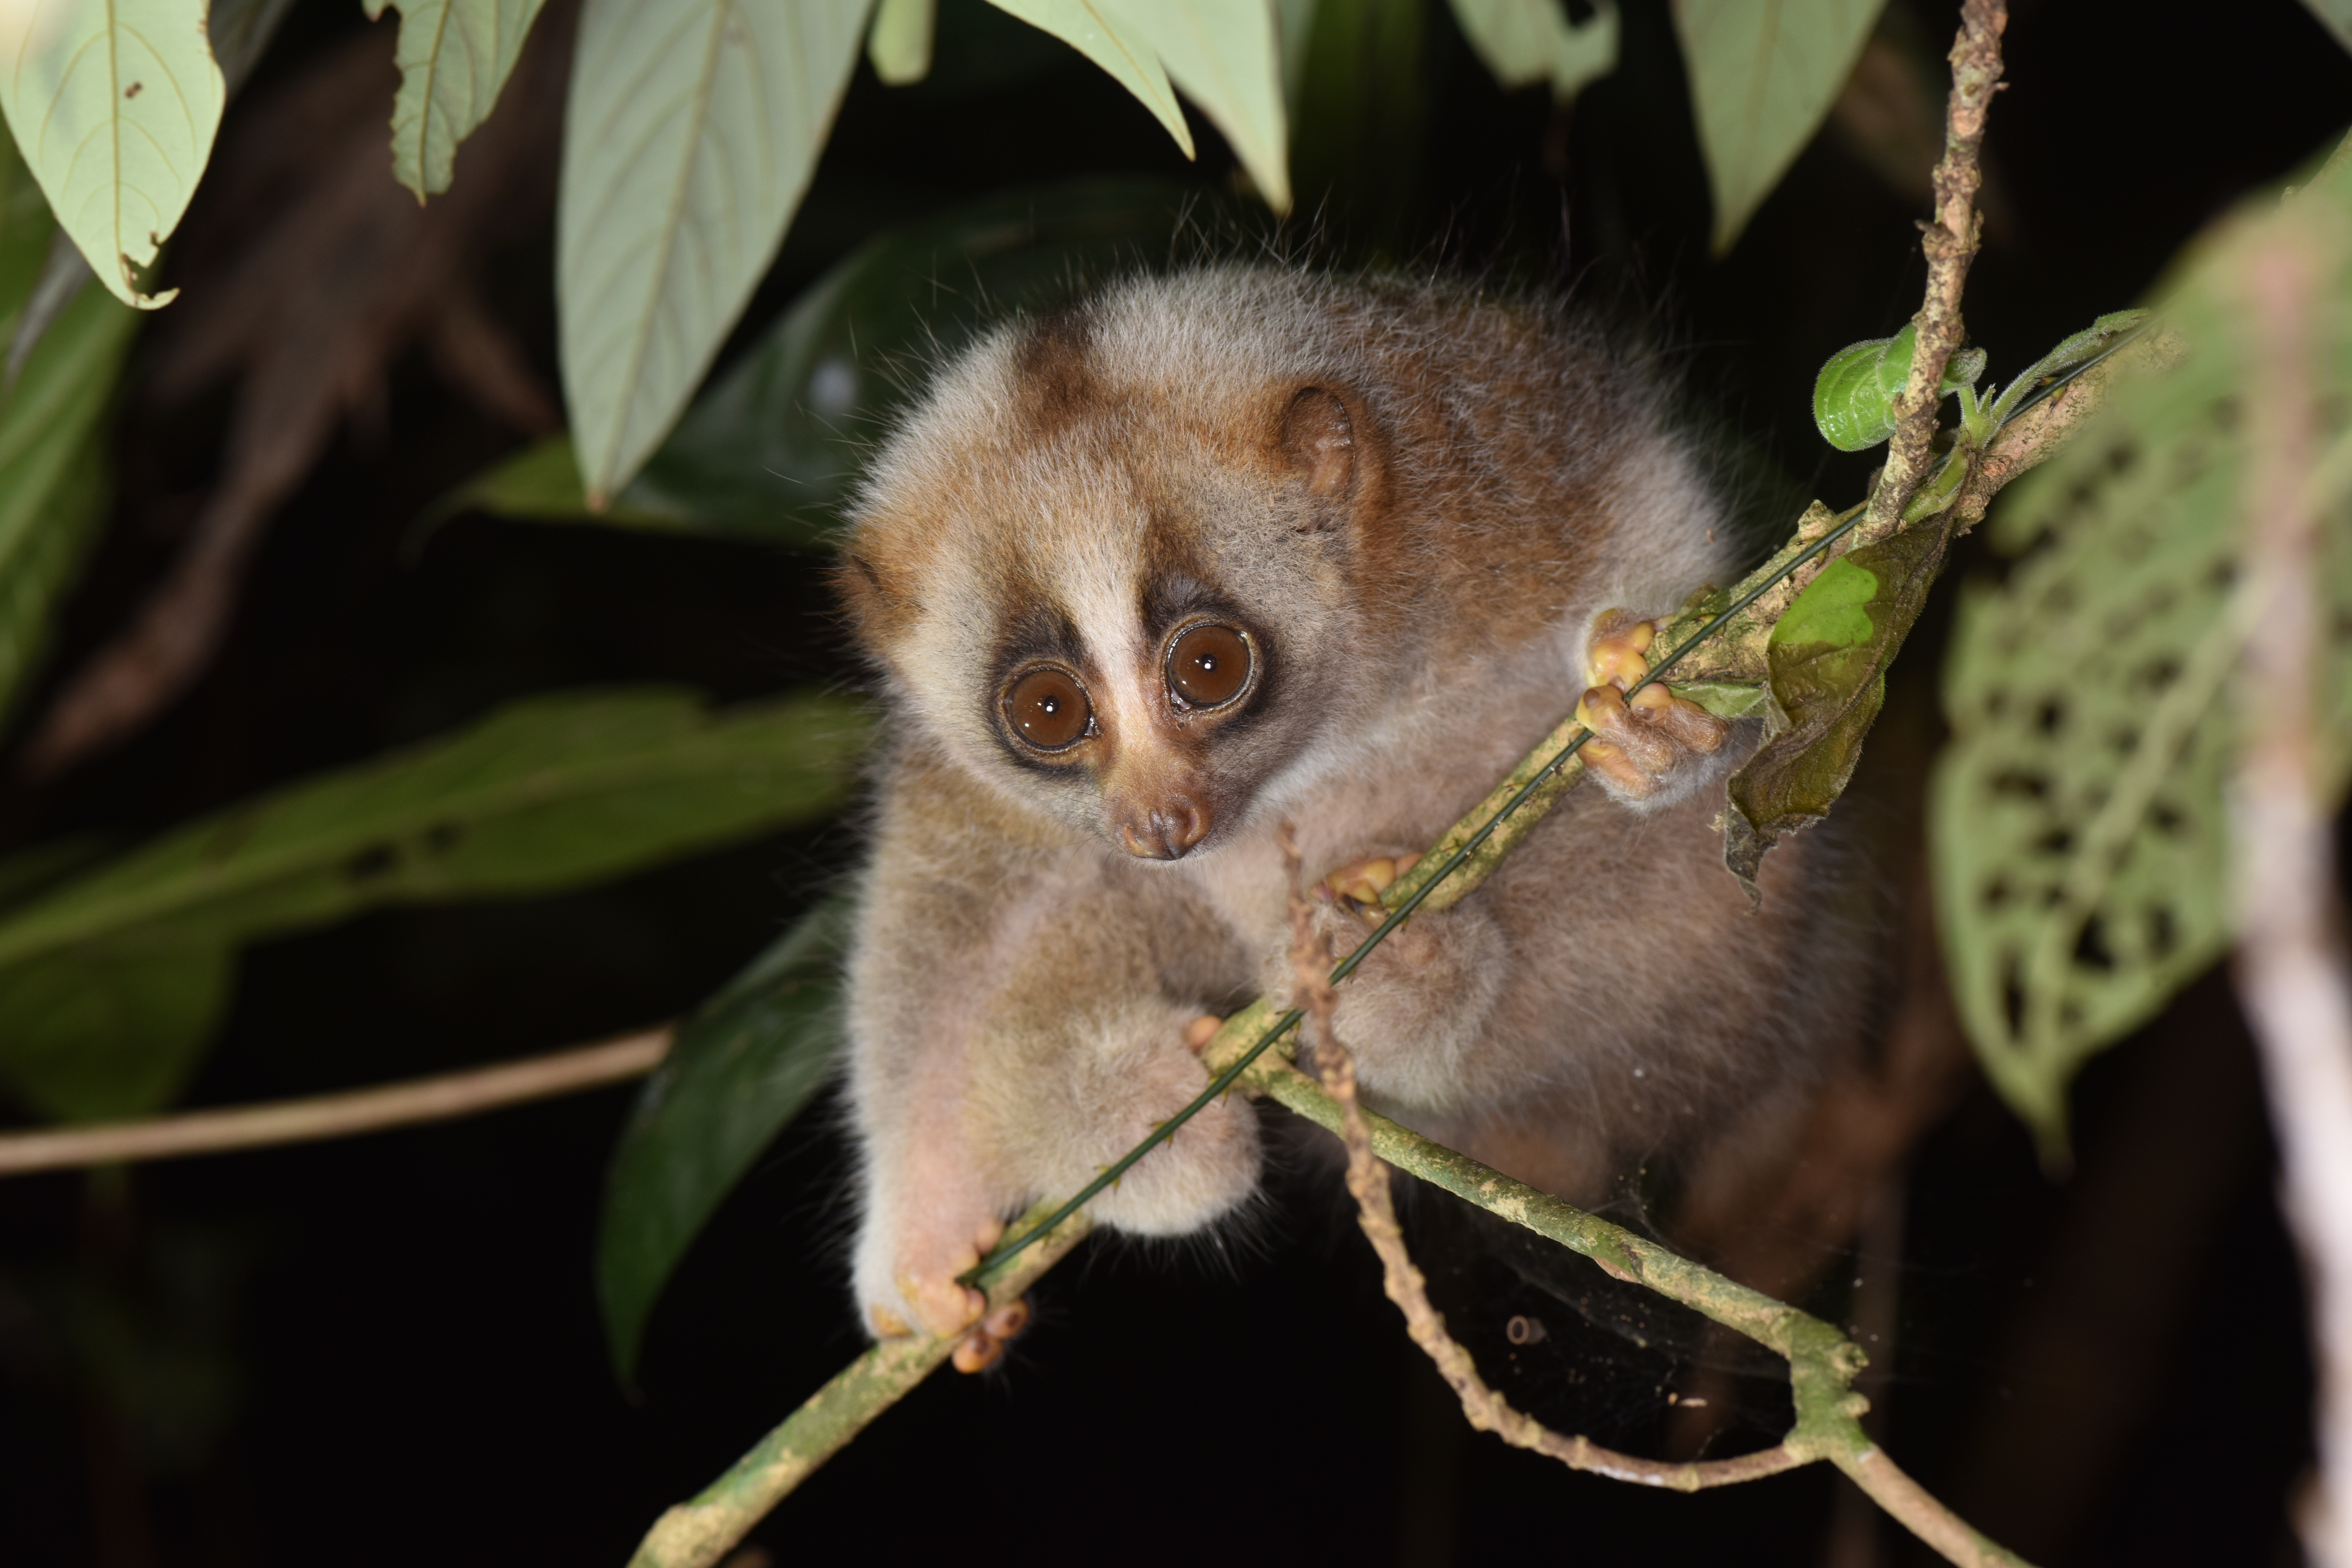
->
[0,689,866,1121]
[1932,143,2352,1156]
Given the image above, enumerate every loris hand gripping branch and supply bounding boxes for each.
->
[836,268,1874,1358]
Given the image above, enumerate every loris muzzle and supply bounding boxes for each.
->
[835,266,1878,1353]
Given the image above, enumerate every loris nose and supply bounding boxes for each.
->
[1118,800,1211,860]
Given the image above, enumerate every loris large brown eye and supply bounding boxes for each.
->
[1004,667,1091,751]
[1167,623,1251,709]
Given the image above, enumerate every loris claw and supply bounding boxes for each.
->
[1575,614,1729,803]
[835,266,1878,1350]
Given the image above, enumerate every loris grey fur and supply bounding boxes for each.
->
[834,265,1876,1347]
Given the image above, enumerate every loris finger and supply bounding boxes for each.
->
[951,1329,1004,1374]
[1184,1015,1223,1052]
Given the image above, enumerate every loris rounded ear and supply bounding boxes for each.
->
[833,548,917,647]
[1277,385,1386,530]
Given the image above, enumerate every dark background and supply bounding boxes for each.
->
[0,0,2344,1563]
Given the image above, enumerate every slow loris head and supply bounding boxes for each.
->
[837,271,1418,861]
[838,267,1714,859]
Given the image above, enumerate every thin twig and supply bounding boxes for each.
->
[0,1029,669,1175]
[2231,220,2352,1568]
[1213,1030,2032,1566]
[1861,0,2004,547]
[1282,830,1805,1492]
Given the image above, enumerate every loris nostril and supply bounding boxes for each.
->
[1174,804,1210,848]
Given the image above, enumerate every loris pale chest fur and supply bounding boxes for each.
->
[835,265,1876,1349]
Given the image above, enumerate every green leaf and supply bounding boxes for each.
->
[1673,0,1884,254]
[1933,174,2352,1156]
[598,895,850,1381]
[363,0,551,201]
[452,179,1203,543]
[0,280,141,729]
[2301,0,2352,53]
[1725,508,1957,895]
[0,937,231,1125]
[0,0,225,308]
[988,0,1193,159]
[557,0,872,507]
[869,0,936,83]
[0,688,870,1120]
[1448,0,1619,101]
[0,130,55,343]
[1109,0,1291,213]
[989,2,1290,211]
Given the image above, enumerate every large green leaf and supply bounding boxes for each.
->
[558,0,873,507]
[1932,154,2352,1156]
[0,0,225,308]
[0,688,869,1121]
[986,1,1294,211]
[363,0,551,201]
[1672,0,1883,254]
[1110,0,1291,213]
[987,1,1192,157]
[458,179,1204,543]
[1448,0,1618,101]
[598,895,850,1381]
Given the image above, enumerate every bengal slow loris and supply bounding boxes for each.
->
[835,265,1876,1355]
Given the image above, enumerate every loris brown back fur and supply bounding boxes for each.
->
[835,265,1876,1344]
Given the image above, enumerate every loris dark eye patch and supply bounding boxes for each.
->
[1167,623,1251,709]
[1004,666,1091,751]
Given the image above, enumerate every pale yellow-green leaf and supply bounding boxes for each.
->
[987,0,1194,160]
[2302,0,2352,53]
[0,0,225,308]
[1449,0,1619,101]
[1673,0,1882,254]
[558,0,872,507]
[868,0,934,84]
[1103,0,1289,212]
[363,0,549,202]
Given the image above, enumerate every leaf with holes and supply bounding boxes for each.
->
[558,0,871,507]
[0,0,225,308]
[363,0,550,201]
[0,688,868,1121]
[1448,0,1619,101]
[599,895,849,1382]
[1931,159,2352,1156]
[1673,0,1883,254]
